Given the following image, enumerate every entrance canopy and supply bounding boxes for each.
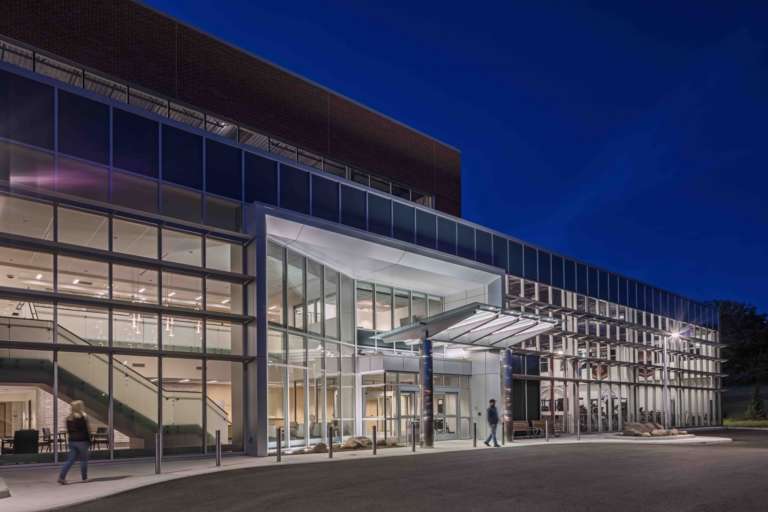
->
[376,302,559,349]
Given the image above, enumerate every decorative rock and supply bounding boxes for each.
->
[342,436,372,450]
[650,429,669,436]
[311,443,328,453]
[640,432,652,437]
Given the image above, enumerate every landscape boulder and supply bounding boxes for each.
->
[342,436,372,450]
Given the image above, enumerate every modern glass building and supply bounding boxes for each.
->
[0,1,720,464]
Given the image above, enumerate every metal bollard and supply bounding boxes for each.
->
[577,417,581,440]
[215,429,222,467]
[373,425,377,455]
[473,422,477,447]
[276,427,282,462]
[545,420,549,442]
[154,432,162,474]
[411,422,416,452]
[328,426,334,459]
[501,422,505,445]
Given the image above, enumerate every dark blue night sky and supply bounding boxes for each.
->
[144,0,768,312]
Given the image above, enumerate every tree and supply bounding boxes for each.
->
[744,384,766,420]
[718,301,768,386]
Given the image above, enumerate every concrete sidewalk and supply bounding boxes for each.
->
[0,433,731,512]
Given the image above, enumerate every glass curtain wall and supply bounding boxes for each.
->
[0,194,248,465]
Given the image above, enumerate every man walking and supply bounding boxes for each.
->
[484,398,500,447]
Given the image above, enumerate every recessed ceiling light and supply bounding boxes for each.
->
[168,291,176,297]
[138,288,146,293]
[195,296,202,301]
[35,273,43,280]
[221,299,230,304]
[72,278,80,284]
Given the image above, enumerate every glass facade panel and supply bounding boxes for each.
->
[0,246,53,292]
[113,108,158,178]
[493,235,507,270]
[207,319,243,356]
[112,355,158,459]
[162,272,203,310]
[368,194,391,237]
[523,246,537,281]
[0,68,54,149]
[111,170,159,213]
[0,195,53,240]
[286,250,305,330]
[356,283,374,330]
[341,185,366,230]
[206,279,242,315]
[206,360,242,451]
[457,223,475,260]
[307,260,322,335]
[0,142,55,194]
[113,218,158,259]
[280,165,309,215]
[205,139,241,200]
[415,210,436,249]
[112,265,158,304]
[394,289,410,328]
[412,293,427,322]
[311,175,339,223]
[244,152,277,205]
[475,231,492,265]
[161,358,203,455]
[58,207,108,250]
[57,256,109,298]
[267,242,284,325]
[437,217,456,254]
[392,202,414,243]
[162,228,202,267]
[113,310,158,350]
[56,158,109,203]
[205,237,243,273]
[161,184,202,224]
[58,90,109,164]
[375,286,393,332]
[162,125,203,189]
[324,268,339,339]
[206,195,242,232]
[162,314,203,353]
[551,254,563,288]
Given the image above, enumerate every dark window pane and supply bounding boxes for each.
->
[57,157,108,202]
[206,195,242,231]
[638,283,646,311]
[280,165,309,214]
[58,90,109,164]
[551,255,563,288]
[368,194,391,237]
[438,218,456,254]
[0,69,53,148]
[492,235,506,269]
[341,185,366,230]
[538,251,551,285]
[244,152,277,205]
[526,355,540,376]
[112,170,158,213]
[311,175,339,223]
[618,277,628,306]
[609,274,619,303]
[475,231,492,265]
[162,125,202,189]
[392,202,414,243]
[588,267,598,297]
[598,270,609,300]
[457,224,474,260]
[523,246,537,281]
[113,108,158,177]
[564,260,576,292]
[415,210,436,249]
[162,183,202,223]
[576,263,587,295]
[509,241,523,276]
[205,139,241,200]
[526,381,541,420]
[628,280,637,308]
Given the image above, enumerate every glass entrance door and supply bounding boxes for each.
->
[434,392,458,440]
[398,390,418,443]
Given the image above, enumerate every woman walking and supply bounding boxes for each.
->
[58,400,90,484]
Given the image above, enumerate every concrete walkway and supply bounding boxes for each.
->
[0,433,731,512]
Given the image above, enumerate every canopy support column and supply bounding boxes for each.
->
[503,349,514,440]
[420,333,434,448]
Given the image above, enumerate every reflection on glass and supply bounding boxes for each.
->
[307,260,322,335]
[394,290,410,328]
[356,282,373,330]
[412,293,427,322]
[0,195,53,240]
[324,269,339,339]
[375,286,392,332]
[0,247,53,292]
[57,304,108,347]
